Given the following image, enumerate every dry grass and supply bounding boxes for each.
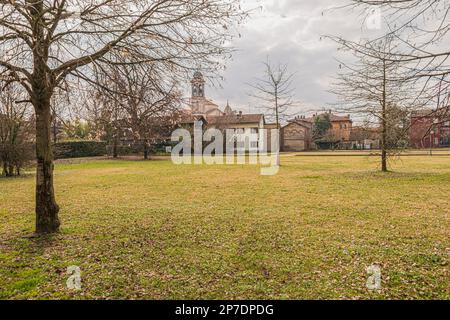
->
[0,153,449,299]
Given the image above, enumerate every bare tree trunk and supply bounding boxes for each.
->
[381,134,387,171]
[52,112,58,144]
[275,87,279,130]
[274,87,281,166]
[35,103,60,234]
[24,0,60,234]
[2,162,10,176]
[113,134,119,158]
[143,143,149,160]
[381,59,388,172]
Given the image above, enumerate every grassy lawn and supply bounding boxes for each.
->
[0,153,449,299]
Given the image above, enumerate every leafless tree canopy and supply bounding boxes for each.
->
[332,38,415,171]
[0,0,246,91]
[334,0,450,117]
[92,60,182,159]
[0,82,34,176]
[248,58,297,127]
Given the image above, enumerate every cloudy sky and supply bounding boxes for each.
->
[198,0,383,116]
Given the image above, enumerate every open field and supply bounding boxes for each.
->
[0,153,449,299]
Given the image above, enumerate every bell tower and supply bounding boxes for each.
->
[191,71,205,98]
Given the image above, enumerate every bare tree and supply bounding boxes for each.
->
[0,0,245,234]
[87,79,125,158]
[332,38,414,171]
[0,81,34,176]
[248,58,297,129]
[95,62,181,160]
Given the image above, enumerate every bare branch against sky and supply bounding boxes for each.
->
[247,57,298,126]
[208,0,381,113]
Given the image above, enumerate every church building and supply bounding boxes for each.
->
[189,71,224,117]
[184,72,268,134]
[178,72,279,152]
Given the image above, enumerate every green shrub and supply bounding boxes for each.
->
[107,142,174,157]
[53,141,107,159]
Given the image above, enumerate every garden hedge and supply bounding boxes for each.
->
[53,141,107,159]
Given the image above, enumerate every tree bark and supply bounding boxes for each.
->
[275,87,281,166]
[143,140,149,160]
[381,59,388,172]
[381,145,387,172]
[35,103,60,234]
[24,0,60,234]
[52,113,58,144]
[113,134,119,158]
[2,162,9,176]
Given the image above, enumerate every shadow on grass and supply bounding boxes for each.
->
[346,170,449,183]
[0,173,34,180]
[13,232,62,255]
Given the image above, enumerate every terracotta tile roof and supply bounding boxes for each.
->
[285,119,312,129]
[179,114,207,124]
[304,113,352,122]
[206,114,264,125]
[349,126,380,141]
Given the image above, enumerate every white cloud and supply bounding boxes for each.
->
[200,0,382,115]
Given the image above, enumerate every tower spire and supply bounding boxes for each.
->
[224,100,233,115]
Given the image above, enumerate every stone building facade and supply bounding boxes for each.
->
[281,120,312,151]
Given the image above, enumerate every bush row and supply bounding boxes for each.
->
[53,141,107,159]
